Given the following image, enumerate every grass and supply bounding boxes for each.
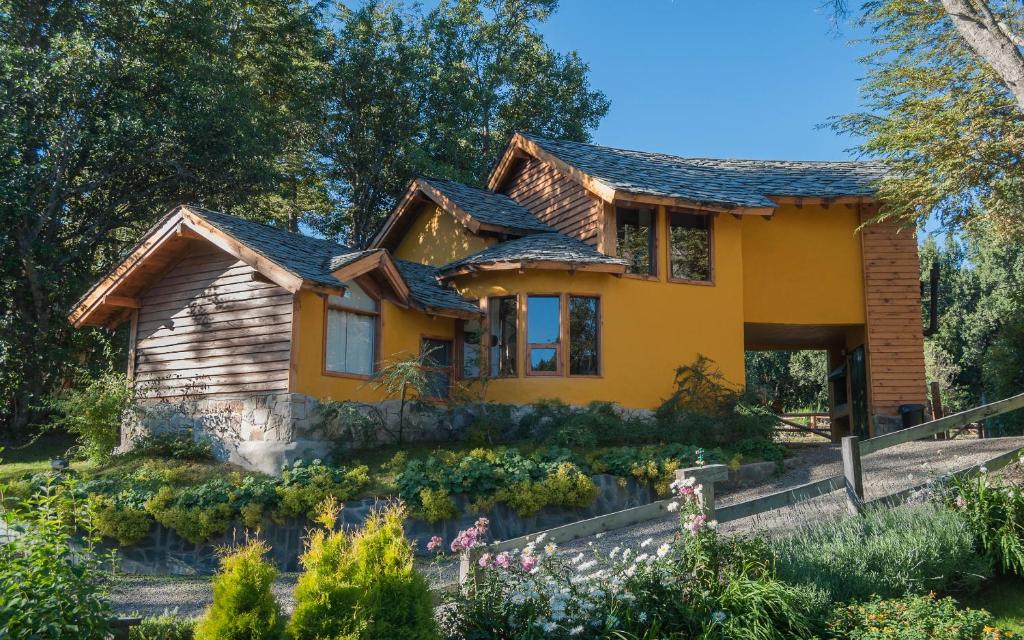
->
[0,431,91,482]
[961,576,1024,634]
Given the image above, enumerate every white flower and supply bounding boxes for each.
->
[712,610,728,623]
[640,537,653,548]
[667,501,680,512]
[535,532,548,543]
[656,543,671,558]
[569,626,584,636]
[609,546,620,558]
[635,553,650,563]
[542,621,557,632]
[544,542,558,555]
[638,612,648,622]
[595,532,605,538]
[708,520,718,530]
[577,560,597,571]
[980,466,989,474]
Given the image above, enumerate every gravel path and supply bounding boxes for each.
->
[109,435,1024,618]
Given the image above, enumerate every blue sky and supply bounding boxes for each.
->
[537,1,870,161]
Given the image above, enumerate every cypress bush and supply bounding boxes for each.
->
[288,501,437,640]
[193,540,285,640]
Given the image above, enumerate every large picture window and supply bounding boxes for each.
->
[325,283,378,376]
[668,211,712,283]
[526,295,560,375]
[460,316,483,379]
[616,206,657,276]
[421,338,453,399]
[568,296,600,376]
[489,296,518,377]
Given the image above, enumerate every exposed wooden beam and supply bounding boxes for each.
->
[102,295,141,309]
[439,259,627,281]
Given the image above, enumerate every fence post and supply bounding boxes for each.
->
[675,464,728,520]
[458,548,482,588]
[930,381,946,440]
[841,436,864,515]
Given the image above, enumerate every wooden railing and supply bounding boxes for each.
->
[456,391,1024,585]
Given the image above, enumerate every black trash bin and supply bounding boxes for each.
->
[899,403,927,428]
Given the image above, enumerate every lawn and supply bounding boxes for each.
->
[0,431,88,483]
[962,576,1024,634]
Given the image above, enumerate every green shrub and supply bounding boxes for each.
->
[826,593,1002,639]
[0,476,113,639]
[417,487,458,523]
[464,404,515,445]
[130,611,196,640]
[273,460,370,520]
[945,469,1024,577]
[495,462,598,516]
[772,503,992,602]
[130,431,214,461]
[51,371,133,461]
[193,540,285,640]
[90,494,153,545]
[145,486,233,545]
[289,502,437,640]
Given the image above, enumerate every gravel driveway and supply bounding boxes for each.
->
[109,435,1024,618]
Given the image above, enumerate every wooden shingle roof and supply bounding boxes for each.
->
[437,232,628,279]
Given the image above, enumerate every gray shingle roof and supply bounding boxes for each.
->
[521,133,888,210]
[421,178,554,234]
[439,232,628,275]
[395,260,483,316]
[189,207,480,315]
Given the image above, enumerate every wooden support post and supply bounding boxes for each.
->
[842,436,865,515]
[675,464,729,520]
[458,548,482,588]
[930,381,946,440]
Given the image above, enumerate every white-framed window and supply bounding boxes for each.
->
[325,282,379,376]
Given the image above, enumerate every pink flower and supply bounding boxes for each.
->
[474,517,490,534]
[494,551,512,569]
[955,495,967,509]
[520,554,538,572]
[685,513,708,536]
[478,553,493,568]
[426,535,443,552]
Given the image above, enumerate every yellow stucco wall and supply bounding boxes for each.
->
[393,204,494,266]
[741,204,865,325]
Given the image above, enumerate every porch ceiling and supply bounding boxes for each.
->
[744,322,862,351]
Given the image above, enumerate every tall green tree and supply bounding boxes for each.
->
[0,0,329,437]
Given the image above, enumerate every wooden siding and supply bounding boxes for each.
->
[859,213,927,417]
[134,246,292,399]
[502,157,602,245]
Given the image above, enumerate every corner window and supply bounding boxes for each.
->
[668,211,712,282]
[527,295,560,375]
[460,316,483,379]
[489,296,518,377]
[616,206,656,276]
[421,338,453,398]
[325,283,378,376]
[568,296,600,376]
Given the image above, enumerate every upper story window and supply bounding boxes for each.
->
[526,295,561,375]
[489,296,518,377]
[667,210,712,283]
[325,283,378,376]
[616,206,657,276]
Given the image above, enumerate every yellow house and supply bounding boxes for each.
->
[70,133,926,470]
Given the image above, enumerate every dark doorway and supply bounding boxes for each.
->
[849,346,870,439]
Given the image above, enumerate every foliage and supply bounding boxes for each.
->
[373,351,434,445]
[0,476,113,639]
[288,501,437,640]
[130,611,196,640]
[826,593,1004,640]
[129,431,215,462]
[313,401,384,451]
[50,371,133,461]
[193,540,285,640]
[417,487,459,523]
[833,0,1024,237]
[771,503,991,602]
[945,468,1024,577]
[494,462,598,517]
[744,350,829,412]
[274,460,371,521]
[89,493,153,546]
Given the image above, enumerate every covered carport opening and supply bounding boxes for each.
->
[744,322,868,442]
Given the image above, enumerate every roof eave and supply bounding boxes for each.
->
[438,259,628,282]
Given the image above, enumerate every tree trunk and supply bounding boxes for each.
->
[941,0,1024,111]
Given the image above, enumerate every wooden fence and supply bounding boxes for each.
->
[456,391,1024,584]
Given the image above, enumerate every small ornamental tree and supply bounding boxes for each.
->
[372,351,433,445]
[289,500,437,640]
[193,540,285,640]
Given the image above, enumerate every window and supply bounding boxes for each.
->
[325,283,378,376]
[460,316,483,379]
[489,296,518,377]
[421,338,453,398]
[526,295,560,375]
[668,211,712,282]
[616,206,657,276]
[568,296,600,376]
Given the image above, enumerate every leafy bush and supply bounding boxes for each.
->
[944,468,1024,577]
[130,611,196,640]
[826,593,1003,640]
[273,460,370,520]
[146,485,234,545]
[588,442,715,495]
[289,501,437,640]
[130,431,214,461]
[417,487,458,523]
[0,476,113,639]
[89,494,153,545]
[495,462,599,516]
[51,371,133,461]
[772,503,991,602]
[193,540,285,640]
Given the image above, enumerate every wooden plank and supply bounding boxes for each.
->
[137,339,291,361]
[136,322,291,349]
[842,436,864,515]
[136,303,293,332]
[136,360,290,380]
[137,348,291,370]
[138,292,292,319]
[715,475,846,524]
[135,369,290,389]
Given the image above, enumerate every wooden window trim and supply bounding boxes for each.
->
[566,294,603,378]
[525,293,562,376]
[420,335,454,400]
[321,293,381,381]
[455,303,484,381]
[665,208,715,286]
[614,204,659,278]
[488,295,519,378]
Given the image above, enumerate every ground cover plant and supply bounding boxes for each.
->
[943,466,1024,577]
[826,593,1006,640]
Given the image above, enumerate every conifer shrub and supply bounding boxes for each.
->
[193,540,285,640]
[288,500,437,640]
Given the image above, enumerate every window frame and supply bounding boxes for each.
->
[420,335,454,400]
[525,293,562,377]
[488,294,520,378]
[665,208,715,286]
[321,285,381,380]
[455,308,484,381]
[566,294,602,378]
[615,205,659,279]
